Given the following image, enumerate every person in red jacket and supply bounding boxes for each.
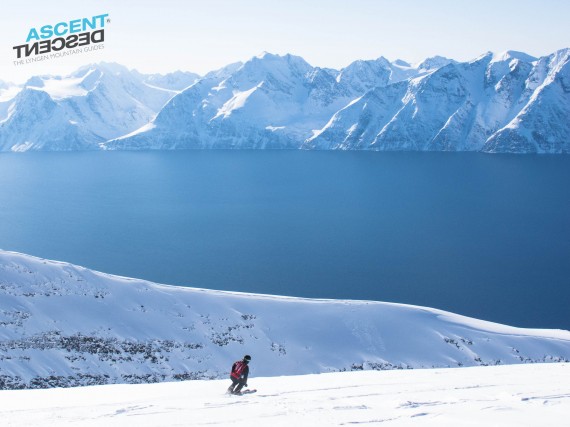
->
[227,354,251,394]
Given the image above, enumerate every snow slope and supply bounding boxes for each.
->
[0,250,568,390]
[0,363,568,426]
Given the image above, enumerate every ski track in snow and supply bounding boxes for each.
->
[0,364,568,426]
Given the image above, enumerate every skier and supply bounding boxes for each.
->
[227,354,251,395]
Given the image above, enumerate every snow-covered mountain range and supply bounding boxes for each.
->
[1,49,568,153]
[307,50,570,153]
[1,250,568,390]
[106,53,452,150]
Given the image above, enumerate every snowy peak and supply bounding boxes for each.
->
[544,48,570,75]
[5,87,58,124]
[241,52,312,76]
[337,58,391,92]
[0,88,92,151]
[229,52,313,92]
[491,50,538,64]
[336,55,450,89]
[416,55,456,73]
[392,58,411,67]
[64,62,137,94]
[138,70,200,91]
[203,61,244,80]
[23,76,46,88]
[254,51,311,68]
[73,61,131,76]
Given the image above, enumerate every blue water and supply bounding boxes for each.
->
[0,151,568,329]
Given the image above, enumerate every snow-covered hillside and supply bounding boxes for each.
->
[0,250,568,390]
[0,64,196,151]
[1,363,568,426]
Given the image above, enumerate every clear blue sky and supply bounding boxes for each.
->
[1,0,569,83]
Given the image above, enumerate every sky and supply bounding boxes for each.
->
[1,0,569,83]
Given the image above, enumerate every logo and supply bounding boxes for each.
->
[12,14,109,65]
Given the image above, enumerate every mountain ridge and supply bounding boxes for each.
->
[1,49,569,153]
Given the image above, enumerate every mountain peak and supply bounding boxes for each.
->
[548,48,570,65]
[16,86,53,101]
[416,55,455,72]
[203,61,244,80]
[392,59,411,67]
[233,52,313,85]
[72,62,131,79]
[24,76,46,88]
[250,52,311,68]
[492,50,537,64]
[472,51,494,63]
[255,50,272,59]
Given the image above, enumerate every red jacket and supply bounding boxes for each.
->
[230,360,249,382]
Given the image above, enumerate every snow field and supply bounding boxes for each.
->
[0,363,568,426]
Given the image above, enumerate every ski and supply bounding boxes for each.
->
[227,389,257,396]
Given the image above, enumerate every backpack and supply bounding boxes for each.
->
[231,360,247,379]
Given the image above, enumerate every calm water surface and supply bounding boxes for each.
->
[0,151,568,329]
